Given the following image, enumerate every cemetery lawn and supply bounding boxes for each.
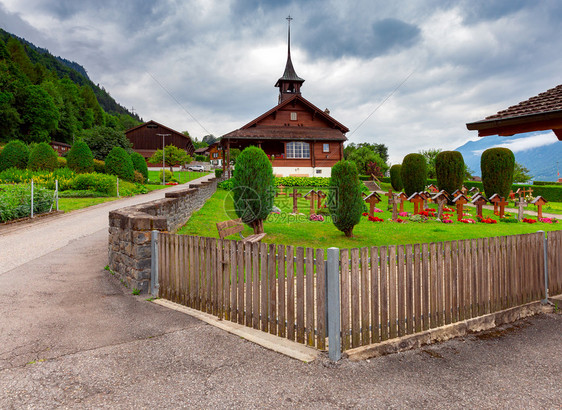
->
[177,188,562,249]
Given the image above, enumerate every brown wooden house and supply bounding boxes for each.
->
[207,142,223,166]
[49,141,71,156]
[220,21,348,177]
[125,120,195,162]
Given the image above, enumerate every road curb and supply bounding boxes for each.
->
[152,298,319,363]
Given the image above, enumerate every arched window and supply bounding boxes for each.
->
[286,141,310,159]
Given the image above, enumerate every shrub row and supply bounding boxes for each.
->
[273,176,331,187]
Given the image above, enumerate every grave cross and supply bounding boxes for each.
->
[453,193,469,221]
[432,191,448,220]
[515,199,527,221]
[498,197,509,219]
[531,196,548,219]
[407,192,424,215]
[316,190,327,209]
[289,188,302,214]
[364,192,382,217]
[471,194,488,219]
[276,185,287,197]
[489,194,501,215]
[384,189,394,211]
[304,190,319,214]
[387,194,399,221]
[398,192,408,213]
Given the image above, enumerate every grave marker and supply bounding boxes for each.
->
[432,190,449,220]
[304,190,319,214]
[489,194,501,215]
[317,190,327,209]
[398,192,408,213]
[531,196,548,219]
[471,194,488,219]
[515,199,528,221]
[407,192,424,215]
[452,193,469,221]
[364,192,382,217]
[498,197,509,218]
[289,189,302,214]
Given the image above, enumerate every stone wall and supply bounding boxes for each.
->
[108,177,217,293]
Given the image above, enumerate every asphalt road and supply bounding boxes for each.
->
[0,178,561,408]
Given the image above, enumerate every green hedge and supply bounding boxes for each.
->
[130,152,148,181]
[401,153,427,196]
[71,173,117,196]
[533,180,562,186]
[435,151,464,194]
[66,141,94,173]
[105,147,134,181]
[274,176,331,187]
[481,147,514,198]
[389,164,403,191]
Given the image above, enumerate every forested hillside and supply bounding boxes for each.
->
[0,28,141,144]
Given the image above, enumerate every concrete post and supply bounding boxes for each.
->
[117,177,120,198]
[326,247,341,362]
[151,230,160,298]
[55,179,59,211]
[31,179,34,218]
[538,231,549,304]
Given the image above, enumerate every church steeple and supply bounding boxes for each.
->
[275,15,304,104]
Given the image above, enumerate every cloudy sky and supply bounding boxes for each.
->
[1,0,561,164]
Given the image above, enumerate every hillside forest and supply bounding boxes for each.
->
[0,28,140,145]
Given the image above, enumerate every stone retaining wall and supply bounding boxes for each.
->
[108,177,217,293]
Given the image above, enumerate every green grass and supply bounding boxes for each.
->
[58,197,118,212]
[147,170,210,185]
[177,187,562,249]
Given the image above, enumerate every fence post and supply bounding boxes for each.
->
[326,247,341,362]
[117,177,120,198]
[151,230,159,298]
[538,231,549,304]
[55,179,59,211]
[30,179,34,218]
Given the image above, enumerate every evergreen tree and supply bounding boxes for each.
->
[130,151,148,181]
[401,153,427,196]
[0,139,29,171]
[231,146,274,234]
[28,141,58,171]
[66,140,94,173]
[328,160,363,237]
[105,146,134,181]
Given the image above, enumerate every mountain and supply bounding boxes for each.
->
[454,132,562,182]
[0,28,139,120]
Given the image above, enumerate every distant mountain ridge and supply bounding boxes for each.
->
[0,28,139,120]
[454,132,562,182]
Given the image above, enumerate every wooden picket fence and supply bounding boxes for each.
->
[157,231,562,352]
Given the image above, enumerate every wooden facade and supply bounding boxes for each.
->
[49,141,71,156]
[125,120,195,161]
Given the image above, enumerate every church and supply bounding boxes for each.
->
[220,18,348,177]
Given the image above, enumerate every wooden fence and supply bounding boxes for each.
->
[157,231,561,353]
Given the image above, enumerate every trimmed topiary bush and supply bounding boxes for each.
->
[231,146,274,234]
[0,140,30,171]
[28,142,58,171]
[481,147,515,198]
[130,151,148,182]
[401,153,427,196]
[105,146,135,181]
[328,160,363,237]
[436,151,465,195]
[66,141,94,173]
[389,164,403,191]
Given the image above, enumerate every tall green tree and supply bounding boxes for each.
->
[419,149,441,179]
[401,153,427,196]
[512,162,532,183]
[347,146,389,176]
[20,84,59,143]
[231,146,274,234]
[149,145,191,172]
[80,126,133,160]
[328,160,363,238]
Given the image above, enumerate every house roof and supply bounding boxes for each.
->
[466,84,562,140]
[194,147,209,154]
[125,120,191,140]
[221,94,349,142]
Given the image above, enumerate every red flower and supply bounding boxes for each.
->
[522,218,537,224]
[362,212,368,216]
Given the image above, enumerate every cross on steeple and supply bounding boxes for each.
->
[275,15,304,104]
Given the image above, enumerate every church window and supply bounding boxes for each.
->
[290,112,297,121]
[286,141,310,159]
[323,143,330,153]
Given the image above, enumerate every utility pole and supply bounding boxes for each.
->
[156,133,171,185]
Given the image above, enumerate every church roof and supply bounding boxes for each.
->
[274,17,304,87]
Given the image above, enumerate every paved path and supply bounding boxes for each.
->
[0,175,213,275]
[0,179,561,407]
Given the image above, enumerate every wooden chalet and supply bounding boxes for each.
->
[49,141,71,156]
[125,120,195,162]
[208,141,223,166]
[220,19,348,177]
